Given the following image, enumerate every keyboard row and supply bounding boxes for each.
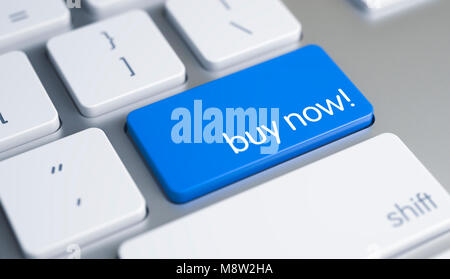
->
[2,0,301,112]
[0,0,302,152]
[0,0,423,120]
[1,44,450,258]
[2,128,450,258]
[0,0,429,54]
[0,43,375,203]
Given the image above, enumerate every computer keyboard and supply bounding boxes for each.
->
[0,0,449,259]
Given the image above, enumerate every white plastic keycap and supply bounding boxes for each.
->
[0,51,59,153]
[47,10,186,117]
[120,133,450,259]
[0,128,146,258]
[0,0,70,53]
[166,0,302,70]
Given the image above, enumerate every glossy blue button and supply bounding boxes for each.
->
[128,45,374,203]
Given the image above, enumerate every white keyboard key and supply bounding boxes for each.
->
[120,133,450,259]
[166,0,301,70]
[0,128,146,258]
[0,51,59,152]
[47,10,186,117]
[0,0,70,53]
[84,0,150,17]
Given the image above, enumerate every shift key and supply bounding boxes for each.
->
[127,45,374,203]
[120,134,450,258]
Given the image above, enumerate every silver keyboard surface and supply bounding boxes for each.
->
[0,0,449,258]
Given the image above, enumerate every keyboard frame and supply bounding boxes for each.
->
[0,0,449,258]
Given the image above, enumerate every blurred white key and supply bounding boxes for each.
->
[0,0,70,53]
[0,51,59,153]
[358,0,429,11]
[360,0,410,10]
[0,128,146,258]
[166,0,301,70]
[120,134,450,259]
[47,10,186,117]
[84,0,151,17]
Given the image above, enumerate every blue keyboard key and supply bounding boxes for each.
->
[127,45,374,203]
